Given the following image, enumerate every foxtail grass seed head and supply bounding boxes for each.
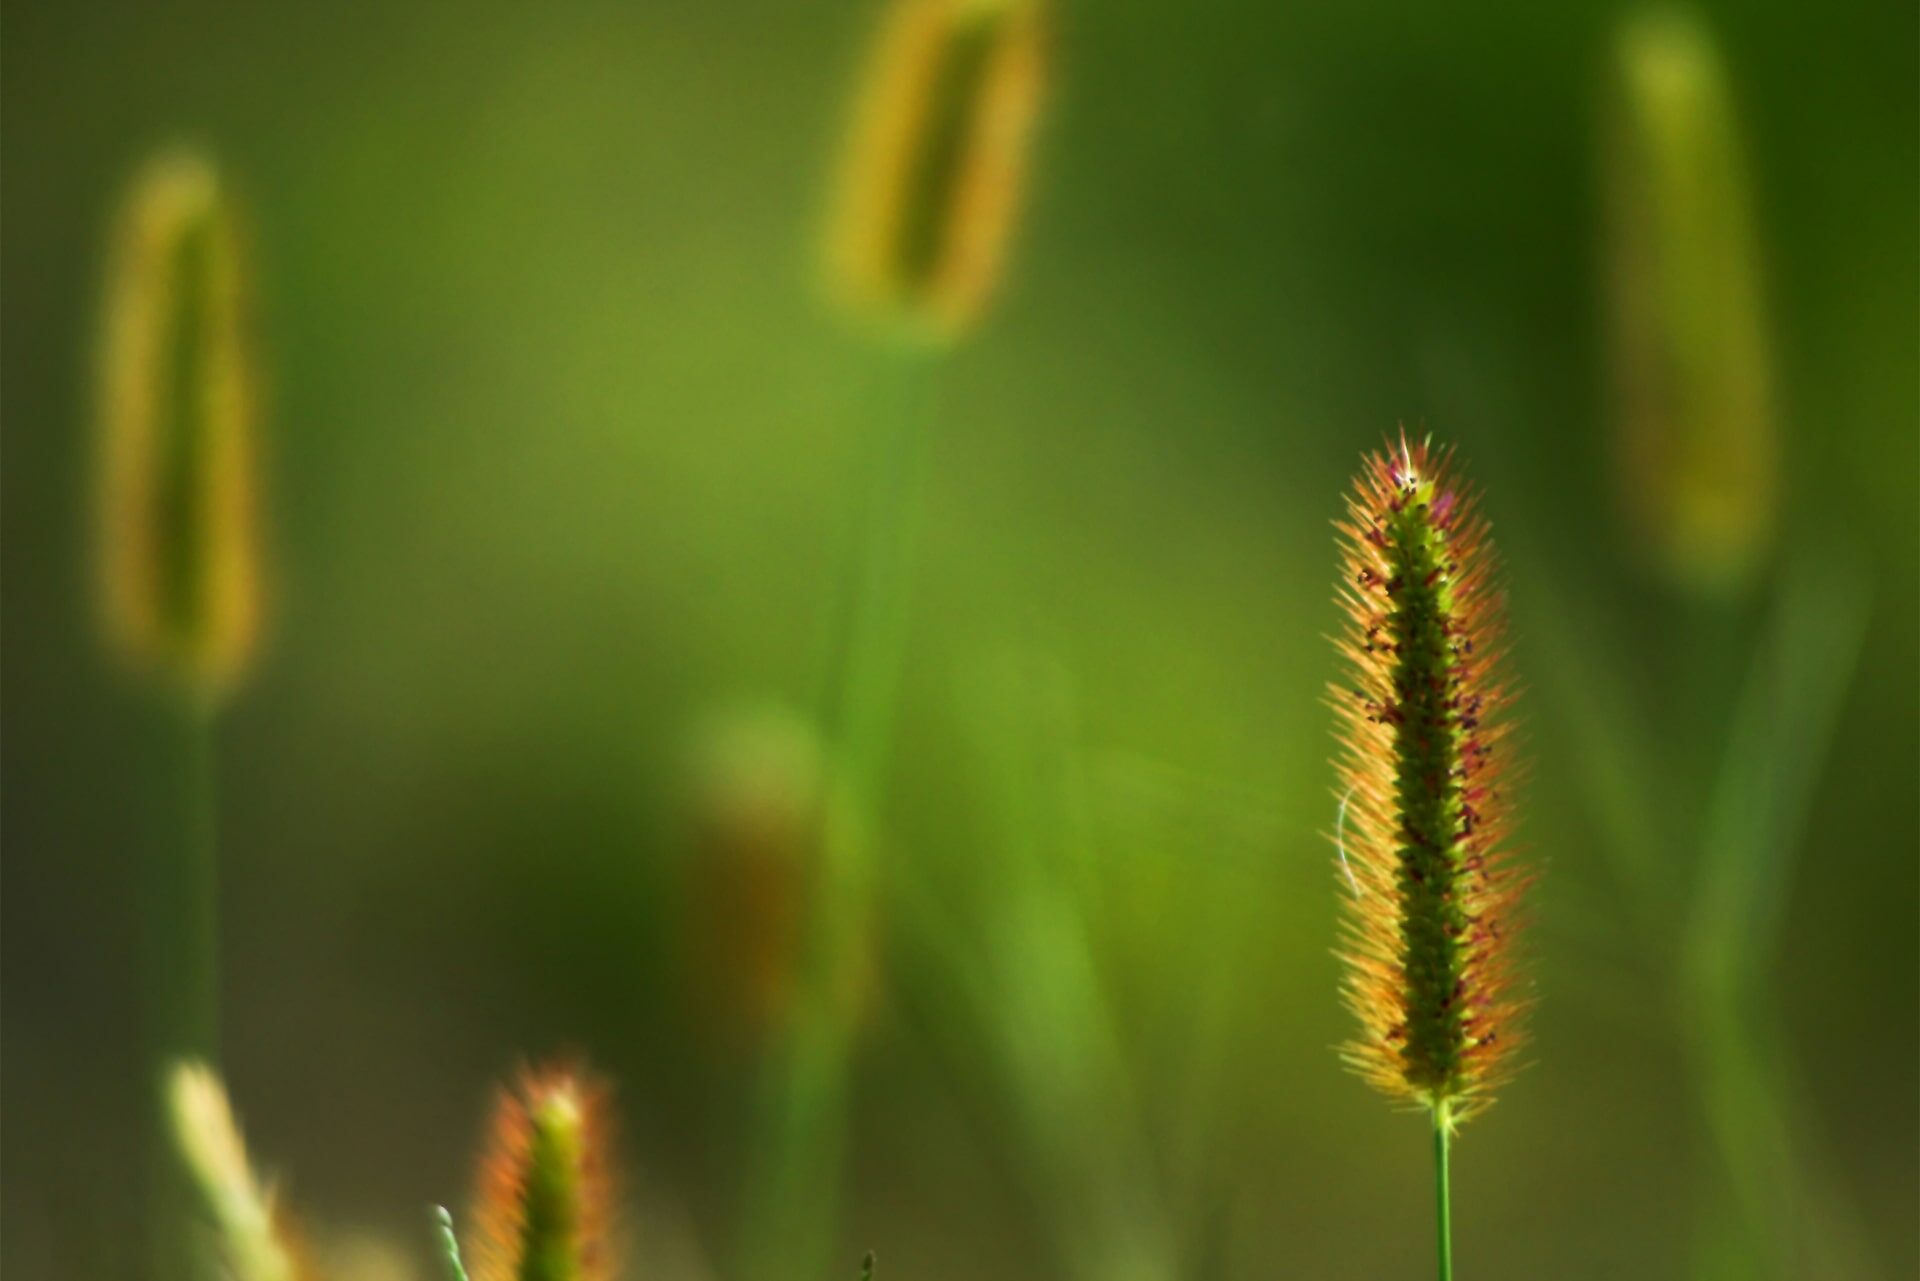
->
[1331,434,1530,1126]
[166,1060,308,1281]
[96,146,265,702]
[468,1063,616,1281]
[1604,9,1777,595]
[685,707,834,1046]
[825,0,1046,344]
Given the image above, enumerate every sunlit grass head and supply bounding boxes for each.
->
[824,0,1046,344]
[96,145,265,702]
[1331,434,1530,1127]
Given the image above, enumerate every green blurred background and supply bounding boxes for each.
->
[4,0,1915,1277]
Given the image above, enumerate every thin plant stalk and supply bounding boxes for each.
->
[144,696,223,1281]
[737,346,937,1281]
[146,693,221,1064]
[1433,1104,1453,1281]
[823,346,938,785]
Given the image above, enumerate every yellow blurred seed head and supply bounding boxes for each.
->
[825,0,1046,344]
[97,146,265,701]
[1605,10,1778,595]
[684,706,877,1047]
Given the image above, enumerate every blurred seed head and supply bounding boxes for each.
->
[96,146,265,702]
[1331,435,1531,1124]
[824,0,1047,344]
[468,1063,616,1281]
[166,1060,309,1281]
[1604,9,1778,595]
[683,706,873,1047]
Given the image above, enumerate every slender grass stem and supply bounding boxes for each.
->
[819,344,937,782]
[1433,1103,1454,1281]
[740,343,937,1281]
[145,690,221,1281]
[148,690,220,1062]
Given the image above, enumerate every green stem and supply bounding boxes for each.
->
[148,691,220,1062]
[146,691,221,1281]
[1434,1103,1454,1281]
[739,344,937,1281]
[819,345,937,785]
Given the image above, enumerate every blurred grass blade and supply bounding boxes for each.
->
[735,352,929,1281]
[1514,548,1669,929]
[953,651,1177,1281]
[1681,547,1877,1280]
[1684,551,1871,984]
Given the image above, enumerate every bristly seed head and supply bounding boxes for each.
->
[468,1062,616,1281]
[1604,9,1777,594]
[1331,432,1530,1125]
[96,146,266,703]
[824,0,1046,344]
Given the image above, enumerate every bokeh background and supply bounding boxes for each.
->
[4,1,1915,1278]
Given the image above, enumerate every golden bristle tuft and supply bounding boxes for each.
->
[824,0,1046,343]
[1330,433,1531,1125]
[468,1062,616,1281]
[96,145,265,702]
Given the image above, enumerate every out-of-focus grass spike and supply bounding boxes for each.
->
[825,0,1046,343]
[97,144,265,702]
[685,705,869,1049]
[860,1250,875,1280]
[166,1060,309,1281]
[467,1063,616,1281]
[1604,9,1777,595]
